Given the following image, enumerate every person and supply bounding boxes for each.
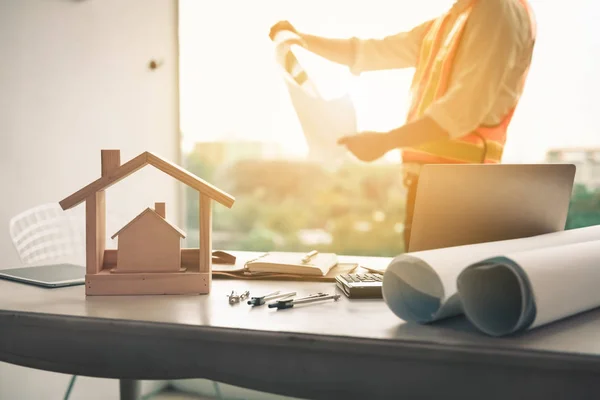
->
[269,0,537,251]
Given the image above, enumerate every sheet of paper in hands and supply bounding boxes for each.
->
[382,225,600,335]
[273,30,356,165]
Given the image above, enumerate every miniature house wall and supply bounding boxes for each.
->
[59,149,235,296]
[111,203,186,274]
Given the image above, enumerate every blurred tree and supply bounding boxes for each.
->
[183,152,217,230]
[183,150,600,256]
[184,153,411,256]
[565,184,600,229]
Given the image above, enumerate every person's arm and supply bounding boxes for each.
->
[295,33,357,67]
[346,19,434,74]
[337,118,447,162]
[339,0,529,161]
[270,19,433,73]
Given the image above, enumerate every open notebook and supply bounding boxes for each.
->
[211,251,357,281]
[245,252,338,276]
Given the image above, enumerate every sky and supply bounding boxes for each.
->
[179,0,600,163]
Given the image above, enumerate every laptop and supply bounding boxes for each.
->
[407,164,576,252]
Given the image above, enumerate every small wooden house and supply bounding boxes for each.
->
[59,149,235,296]
[111,202,186,274]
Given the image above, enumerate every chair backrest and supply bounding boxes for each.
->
[8,203,86,266]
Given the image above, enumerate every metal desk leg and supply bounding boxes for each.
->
[120,379,140,400]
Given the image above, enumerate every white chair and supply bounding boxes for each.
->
[8,203,86,266]
[7,203,171,400]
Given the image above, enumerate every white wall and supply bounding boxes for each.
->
[0,0,179,398]
[0,0,182,268]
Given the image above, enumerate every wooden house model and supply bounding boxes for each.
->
[59,150,235,296]
[111,202,186,274]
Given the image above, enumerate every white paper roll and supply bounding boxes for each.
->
[458,239,600,336]
[382,225,600,325]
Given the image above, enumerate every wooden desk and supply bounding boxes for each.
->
[1,255,600,400]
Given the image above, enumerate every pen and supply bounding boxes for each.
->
[301,250,318,263]
[247,290,296,306]
[268,293,341,310]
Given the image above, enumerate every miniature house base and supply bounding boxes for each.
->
[59,150,234,296]
[86,249,211,296]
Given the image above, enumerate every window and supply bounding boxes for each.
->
[179,0,600,255]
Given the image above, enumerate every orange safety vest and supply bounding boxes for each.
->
[402,0,537,165]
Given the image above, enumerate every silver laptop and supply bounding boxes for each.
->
[408,164,576,252]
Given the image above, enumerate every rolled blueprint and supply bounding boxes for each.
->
[457,239,600,336]
[382,225,600,324]
[273,30,356,164]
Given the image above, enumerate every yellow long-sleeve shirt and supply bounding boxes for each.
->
[350,0,536,140]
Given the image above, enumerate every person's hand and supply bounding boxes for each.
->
[337,131,393,162]
[269,20,298,41]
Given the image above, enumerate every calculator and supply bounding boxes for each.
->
[335,272,383,299]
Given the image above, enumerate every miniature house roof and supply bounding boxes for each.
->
[59,151,235,210]
[111,207,186,239]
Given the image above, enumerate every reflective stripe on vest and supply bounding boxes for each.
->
[402,0,536,165]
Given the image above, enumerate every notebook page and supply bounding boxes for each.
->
[247,252,338,276]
